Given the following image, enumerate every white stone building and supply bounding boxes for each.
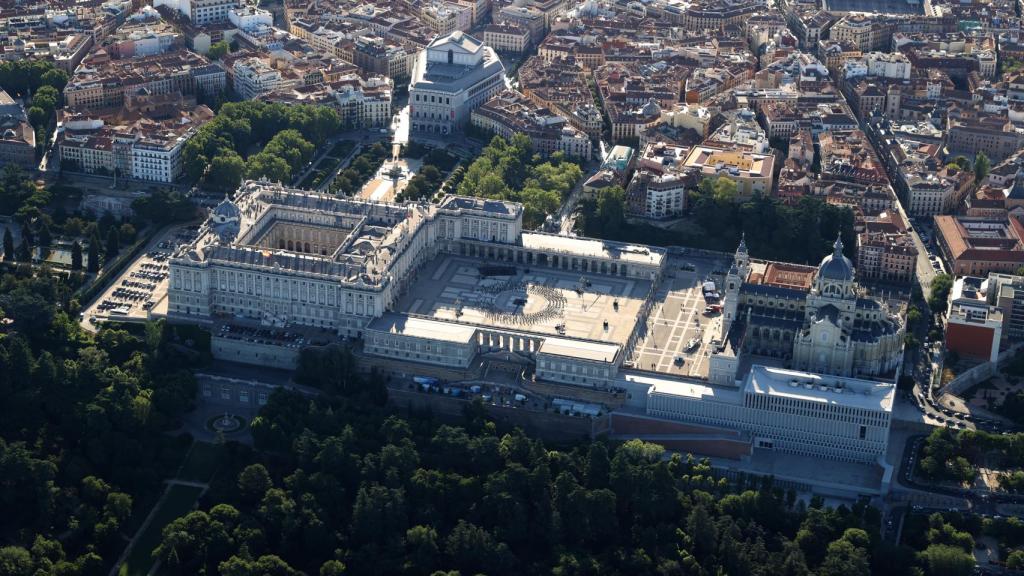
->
[639,364,894,464]
[711,236,904,385]
[409,31,505,137]
[232,57,282,100]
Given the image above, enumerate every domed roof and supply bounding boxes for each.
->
[640,98,661,117]
[213,196,241,220]
[818,235,854,281]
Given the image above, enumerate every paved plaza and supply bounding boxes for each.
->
[356,157,423,203]
[396,254,651,345]
[630,254,732,379]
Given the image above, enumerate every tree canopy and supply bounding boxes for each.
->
[457,135,582,228]
[183,101,341,192]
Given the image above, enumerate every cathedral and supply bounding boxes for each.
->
[712,234,905,384]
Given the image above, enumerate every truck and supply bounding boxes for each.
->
[703,303,722,315]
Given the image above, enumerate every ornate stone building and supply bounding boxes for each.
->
[712,235,904,385]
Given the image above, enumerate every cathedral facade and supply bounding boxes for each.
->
[714,235,904,384]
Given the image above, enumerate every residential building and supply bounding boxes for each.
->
[64,49,225,110]
[482,24,530,53]
[682,146,775,200]
[857,230,917,285]
[470,90,591,160]
[232,56,282,99]
[494,5,546,46]
[154,0,238,25]
[945,276,1004,362]
[57,93,214,183]
[988,272,1024,343]
[934,215,1024,276]
[946,111,1024,163]
[625,142,691,219]
[903,167,972,217]
[421,3,472,36]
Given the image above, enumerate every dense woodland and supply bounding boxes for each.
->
[580,180,857,264]
[0,268,201,575]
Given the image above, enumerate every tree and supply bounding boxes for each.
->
[320,560,347,575]
[246,153,291,183]
[3,227,12,260]
[87,233,100,272]
[27,106,47,127]
[238,463,273,503]
[929,274,953,312]
[0,546,33,576]
[37,222,51,248]
[119,223,136,243]
[105,227,119,261]
[1007,549,1024,570]
[208,40,230,60]
[445,520,508,576]
[700,176,739,203]
[404,525,440,575]
[919,544,974,576]
[15,236,31,262]
[210,152,246,191]
[974,152,990,183]
[70,241,82,271]
[907,306,922,326]
[818,537,870,576]
[585,443,610,489]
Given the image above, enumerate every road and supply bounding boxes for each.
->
[315,143,363,193]
[894,433,1024,515]
[557,152,607,235]
[557,172,587,235]
[889,198,940,295]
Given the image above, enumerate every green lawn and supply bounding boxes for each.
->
[176,441,222,483]
[119,484,203,576]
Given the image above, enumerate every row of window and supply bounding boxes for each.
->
[202,383,269,405]
[414,93,452,105]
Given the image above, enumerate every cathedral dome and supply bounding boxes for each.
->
[818,235,853,282]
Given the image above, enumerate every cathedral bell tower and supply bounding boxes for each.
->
[721,233,750,339]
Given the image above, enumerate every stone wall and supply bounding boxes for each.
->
[212,336,300,370]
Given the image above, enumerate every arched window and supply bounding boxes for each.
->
[447,49,454,64]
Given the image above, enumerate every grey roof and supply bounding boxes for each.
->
[410,45,504,95]
[739,283,807,300]
[213,196,241,219]
[818,235,854,281]
[855,298,881,310]
[817,303,840,324]
[440,196,519,216]
[431,30,483,54]
[747,307,805,330]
